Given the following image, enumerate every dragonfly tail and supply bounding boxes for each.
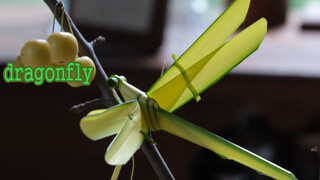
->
[156,109,297,180]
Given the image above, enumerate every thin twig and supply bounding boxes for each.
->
[43,1,174,179]
[70,98,106,113]
[90,36,106,46]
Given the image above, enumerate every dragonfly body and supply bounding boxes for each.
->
[112,75,161,132]
[80,0,297,179]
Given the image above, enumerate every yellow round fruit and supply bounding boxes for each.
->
[14,55,26,82]
[47,32,78,65]
[14,55,24,67]
[47,63,67,80]
[67,56,96,88]
[20,39,51,68]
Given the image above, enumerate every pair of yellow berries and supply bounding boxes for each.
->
[15,32,96,87]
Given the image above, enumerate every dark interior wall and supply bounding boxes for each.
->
[0,65,319,179]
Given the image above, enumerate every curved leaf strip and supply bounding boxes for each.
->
[111,165,122,180]
[80,100,139,141]
[156,108,297,180]
[105,104,146,165]
[172,53,201,102]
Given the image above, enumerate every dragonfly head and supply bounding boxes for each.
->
[107,75,127,89]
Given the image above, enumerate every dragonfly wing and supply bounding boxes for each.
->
[147,0,251,112]
[155,108,297,180]
[80,100,139,141]
[105,104,146,165]
[149,18,267,112]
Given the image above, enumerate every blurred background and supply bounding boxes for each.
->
[0,0,319,179]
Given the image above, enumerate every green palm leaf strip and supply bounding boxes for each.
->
[172,53,201,102]
[155,108,297,180]
[80,100,139,141]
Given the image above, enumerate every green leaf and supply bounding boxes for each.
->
[105,104,146,165]
[156,108,297,180]
[80,100,139,141]
[148,17,267,112]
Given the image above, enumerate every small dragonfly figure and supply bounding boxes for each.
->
[80,0,297,179]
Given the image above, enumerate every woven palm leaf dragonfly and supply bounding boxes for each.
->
[80,0,296,179]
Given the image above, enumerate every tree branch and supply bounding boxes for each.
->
[43,1,174,179]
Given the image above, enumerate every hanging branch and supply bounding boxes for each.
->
[43,0,174,179]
